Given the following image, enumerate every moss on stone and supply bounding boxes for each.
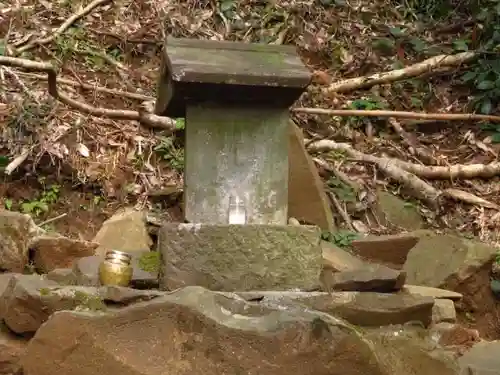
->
[73,290,107,311]
[138,251,161,274]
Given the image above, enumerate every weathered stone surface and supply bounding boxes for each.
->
[321,240,365,271]
[320,264,406,292]
[72,254,158,288]
[30,235,98,273]
[0,211,44,272]
[158,223,322,291]
[375,190,425,231]
[233,290,434,327]
[46,268,77,285]
[288,122,335,232]
[432,299,456,324]
[402,284,463,301]
[0,322,28,375]
[0,274,164,334]
[93,208,152,257]
[459,341,500,374]
[403,230,498,288]
[0,273,15,297]
[351,233,419,268]
[22,286,458,375]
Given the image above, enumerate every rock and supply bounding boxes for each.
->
[321,240,366,271]
[0,274,163,334]
[72,256,100,286]
[46,268,77,285]
[375,190,425,231]
[459,340,500,374]
[0,273,15,297]
[430,323,480,356]
[320,264,406,292]
[72,254,158,289]
[30,235,98,273]
[432,299,456,324]
[22,286,459,375]
[158,223,322,291]
[351,233,419,268]
[93,208,152,257]
[0,322,28,374]
[288,121,335,232]
[0,211,44,272]
[402,285,463,301]
[403,230,498,288]
[233,290,434,327]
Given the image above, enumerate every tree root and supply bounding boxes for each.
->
[307,139,500,211]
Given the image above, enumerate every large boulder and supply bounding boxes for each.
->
[403,230,499,339]
[22,286,459,375]
[0,211,44,272]
[158,223,322,291]
[459,340,500,374]
[403,230,497,288]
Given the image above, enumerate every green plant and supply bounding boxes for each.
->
[321,230,360,248]
[154,136,184,172]
[20,184,60,216]
[327,177,357,202]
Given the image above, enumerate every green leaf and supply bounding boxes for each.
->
[491,132,500,144]
[477,80,496,90]
[372,38,395,53]
[220,0,234,12]
[0,155,9,167]
[461,71,477,83]
[452,40,469,52]
[389,27,405,37]
[480,98,493,114]
[0,40,4,56]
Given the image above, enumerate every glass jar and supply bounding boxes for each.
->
[98,250,133,287]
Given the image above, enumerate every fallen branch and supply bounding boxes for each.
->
[17,71,154,101]
[15,0,112,55]
[0,56,175,131]
[322,51,477,94]
[307,139,440,208]
[309,139,500,180]
[292,107,500,123]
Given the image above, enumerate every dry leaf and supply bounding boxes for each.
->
[76,143,90,157]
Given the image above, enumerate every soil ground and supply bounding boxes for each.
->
[1,0,500,339]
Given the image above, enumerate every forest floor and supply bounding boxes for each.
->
[0,0,499,244]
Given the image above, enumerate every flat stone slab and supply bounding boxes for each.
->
[158,223,322,292]
[230,290,435,327]
[402,285,463,301]
[320,264,406,293]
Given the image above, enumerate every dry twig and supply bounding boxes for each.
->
[17,71,154,101]
[0,56,175,131]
